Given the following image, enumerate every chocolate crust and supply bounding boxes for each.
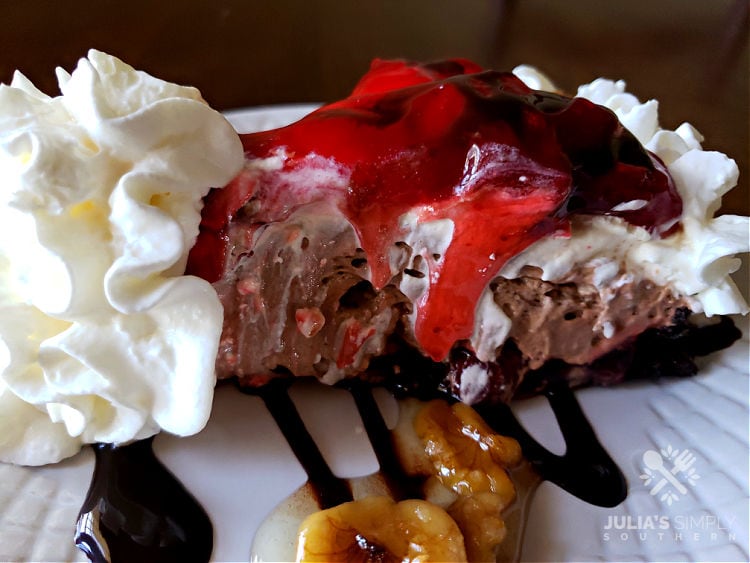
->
[356,308,742,405]
[464,308,742,403]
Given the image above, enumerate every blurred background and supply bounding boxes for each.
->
[1,0,747,214]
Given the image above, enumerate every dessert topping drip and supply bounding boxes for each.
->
[75,438,213,563]
[247,378,626,562]
[195,59,681,362]
[475,379,628,508]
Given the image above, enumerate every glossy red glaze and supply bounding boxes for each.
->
[190,59,681,361]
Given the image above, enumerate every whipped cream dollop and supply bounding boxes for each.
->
[470,66,749,361]
[0,50,243,465]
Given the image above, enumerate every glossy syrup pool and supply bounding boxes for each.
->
[75,438,212,563]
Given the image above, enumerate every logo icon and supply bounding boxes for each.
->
[640,445,700,505]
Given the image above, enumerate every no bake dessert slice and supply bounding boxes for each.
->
[188,58,746,403]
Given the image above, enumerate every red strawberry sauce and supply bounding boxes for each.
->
[190,59,681,362]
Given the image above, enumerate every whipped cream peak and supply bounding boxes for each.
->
[495,67,748,322]
[0,50,243,465]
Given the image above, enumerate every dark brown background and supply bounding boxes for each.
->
[1,0,747,214]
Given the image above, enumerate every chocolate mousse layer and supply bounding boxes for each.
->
[213,206,740,404]
[490,269,688,370]
[214,202,409,386]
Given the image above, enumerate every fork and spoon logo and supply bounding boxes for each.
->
[640,445,700,505]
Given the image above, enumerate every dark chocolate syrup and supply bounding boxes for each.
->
[257,375,625,510]
[475,381,627,508]
[246,378,353,509]
[343,379,424,500]
[75,378,625,562]
[75,437,212,563]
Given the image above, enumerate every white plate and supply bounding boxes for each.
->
[1,105,748,563]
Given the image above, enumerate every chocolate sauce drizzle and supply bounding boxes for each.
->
[475,381,627,508]
[75,379,625,562]
[260,376,625,509]
[75,437,212,563]
[246,378,354,509]
[343,379,424,500]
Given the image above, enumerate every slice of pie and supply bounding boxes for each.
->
[188,58,748,404]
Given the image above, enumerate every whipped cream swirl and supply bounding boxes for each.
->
[0,50,243,465]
